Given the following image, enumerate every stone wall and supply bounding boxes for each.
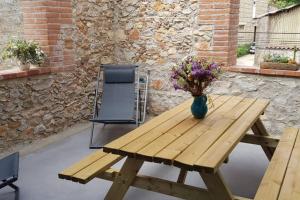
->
[71,0,241,114]
[0,66,98,152]
[0,0,115,152]
[0,0,299,154]
[208,72,300,135]
[72,0,115,67]
[0,0,23,70]
[70,0,216,114]
[0,0,242,152]
[113,0,214,114]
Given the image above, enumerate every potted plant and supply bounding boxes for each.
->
[1,38,46,71]
[260,53,299,71]
[171,56,221,119]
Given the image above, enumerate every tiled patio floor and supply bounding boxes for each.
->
[1,123,269,200]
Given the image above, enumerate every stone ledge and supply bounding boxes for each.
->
[225,66,300,78]
[0,66,75,81]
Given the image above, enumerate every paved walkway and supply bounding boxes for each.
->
[1,123,269,200]
[237,54,256,67]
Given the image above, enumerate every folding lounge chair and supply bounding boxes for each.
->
[89,64,149,149]
[0,152,19,191]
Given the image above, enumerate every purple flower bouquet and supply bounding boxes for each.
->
[171,56,221,97]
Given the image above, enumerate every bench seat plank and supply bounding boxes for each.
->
[59,150,107,179]
[278,128,300,200]
[59,150,122,184]
[254,127,299,200]
[72,153,122,184]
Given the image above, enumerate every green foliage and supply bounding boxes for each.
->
[237,43,251,58]
[1,38,46,65]
[270,0,300,8]
[263,54,289,63]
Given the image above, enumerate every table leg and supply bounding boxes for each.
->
[104,157,144,200]
[177,169,188,184]
[251,118,275,160]
[200,170,233,200]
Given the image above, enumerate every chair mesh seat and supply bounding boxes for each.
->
[91,65,137,124]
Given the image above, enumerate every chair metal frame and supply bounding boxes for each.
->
[0,152,19,191]
[89,64,149,149]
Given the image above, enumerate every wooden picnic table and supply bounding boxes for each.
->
[100,95,274,200]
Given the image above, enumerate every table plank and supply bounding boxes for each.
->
[278,128,300,200]
[137,95,232,162]
[119,96,220,156]
[103,97,195,153]
[120,109,192,155]
[173,97,254,169]
[195,99,270,173]
[155,96,255,164]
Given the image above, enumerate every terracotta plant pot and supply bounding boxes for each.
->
[17,61,30,71]
[260,62,300,71]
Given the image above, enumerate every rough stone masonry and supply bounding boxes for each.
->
[0,71,95,152]
[0,0,299,153]
[208,73,300,135]
[72,0,215,113]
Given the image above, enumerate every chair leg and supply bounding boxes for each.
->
[89,122,96,149]
[15,187,19,200]
[89,123,107,149]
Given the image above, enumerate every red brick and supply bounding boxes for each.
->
[20,0,75,71]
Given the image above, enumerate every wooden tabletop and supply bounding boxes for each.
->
[103,95,270,173]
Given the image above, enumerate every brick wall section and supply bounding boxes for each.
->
[21,0,75,68]
[198,0,240,66]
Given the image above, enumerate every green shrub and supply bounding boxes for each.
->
[263,54,289,63]
[269,0,300,8]
[237,43,251,58]
[1,38,46,65]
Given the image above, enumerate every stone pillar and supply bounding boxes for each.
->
[198,0,240,66]
[21,0,75,68]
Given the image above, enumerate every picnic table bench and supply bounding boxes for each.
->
[255,127,300,200]
[59,95,300,200]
